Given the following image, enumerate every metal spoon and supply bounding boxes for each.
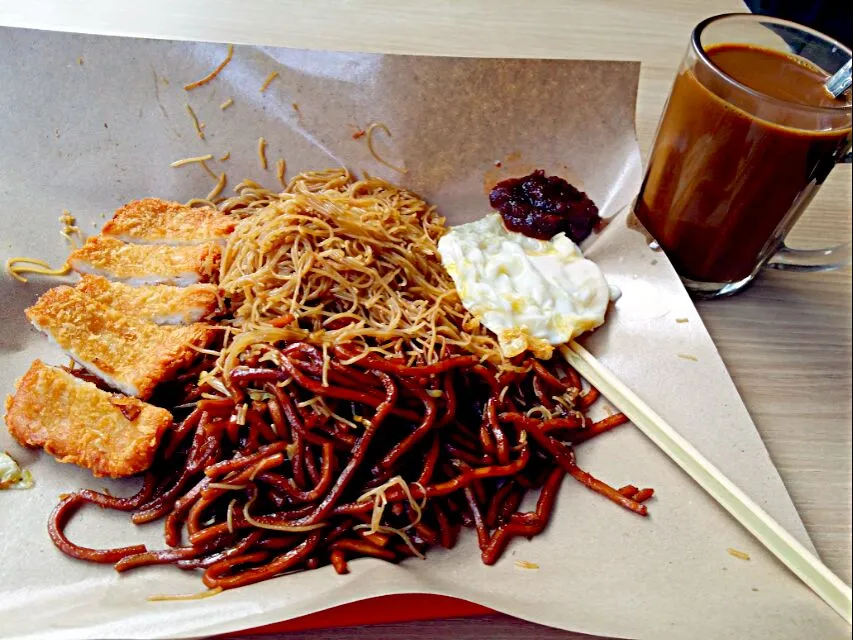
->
[825,59,852,99]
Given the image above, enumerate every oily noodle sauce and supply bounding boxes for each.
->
[636,43,851,284]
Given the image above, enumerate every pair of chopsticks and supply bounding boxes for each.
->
[559,342,852,625]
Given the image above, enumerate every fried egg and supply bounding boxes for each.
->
[438,213,611,359]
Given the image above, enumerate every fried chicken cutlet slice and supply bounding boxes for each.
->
[26,286,215,399]
[102,198,235,245]
[76,275,220,325]
[5,361,172,478]
[68,236,220,287]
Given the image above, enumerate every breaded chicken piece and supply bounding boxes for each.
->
[76,275,220,325]
[5,361,172,478]
[68,236,220,286]
[26,286,216,399]
[102,198,235,245]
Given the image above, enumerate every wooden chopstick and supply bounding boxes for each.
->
[559,342,853,625]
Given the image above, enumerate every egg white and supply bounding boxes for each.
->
[438,213,610,359]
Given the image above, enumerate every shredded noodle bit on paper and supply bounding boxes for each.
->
[365,122,407,174]
[514,560,540,570]
[5,257,70,283]
[147,587,224,602]
[184,44,234,91]
[727,548,751,561]
[677,353,699,362]
[170,154,214,168]
[185,104,206,140]
[258,137,269,170]
[276,158,287,188]
[59,210,83,247]
[260,71,279,93]
[207,173,228,201]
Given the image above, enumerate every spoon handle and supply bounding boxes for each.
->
[826,59,852,99]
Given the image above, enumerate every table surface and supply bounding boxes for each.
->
[2,1,851,638]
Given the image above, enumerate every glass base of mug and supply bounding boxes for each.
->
[680,273,757,299]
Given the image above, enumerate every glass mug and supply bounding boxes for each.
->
[635,13,852,298]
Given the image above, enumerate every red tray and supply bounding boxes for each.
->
[229,594,493,635]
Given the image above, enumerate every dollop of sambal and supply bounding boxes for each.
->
[489,170,600,242]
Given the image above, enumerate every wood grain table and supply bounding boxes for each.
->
[2,1,850,638]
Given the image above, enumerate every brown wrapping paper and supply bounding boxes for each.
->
[0,27,847,640]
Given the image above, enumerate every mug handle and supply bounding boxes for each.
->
[768,155,852,273]
[768,241,852,272]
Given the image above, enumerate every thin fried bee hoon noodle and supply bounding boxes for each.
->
[48,169,653,593]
